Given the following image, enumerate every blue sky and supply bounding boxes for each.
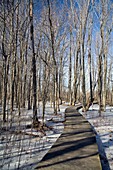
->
[33,0,113,88]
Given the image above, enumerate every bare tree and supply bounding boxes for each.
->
[29,0,38,124]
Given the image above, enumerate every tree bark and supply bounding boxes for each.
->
[68,29,72,105]
[103,54,107,111]
[30,0,38,123]
[98,54,103,114]
[2,1,7,122]
[47,0,58,114]
[73,46,79,105]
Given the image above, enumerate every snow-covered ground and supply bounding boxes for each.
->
[1,103,113,170]
[79,104,113,170]
[0,103,68,170]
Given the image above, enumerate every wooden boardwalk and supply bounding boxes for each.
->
[35,106,102,170]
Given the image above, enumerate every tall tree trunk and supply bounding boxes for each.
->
[30,0,38,123]
[107,62,111,103]
[2,53,7,122]
[80,0,90,111]
[37,57,41,107]
[22,37,28,108]
[47,0,57,114]
[102,54,107,111]
[28,74,32,110]
[18,64,21,115]
[42,54,47,125]
[68,29,72,105]
[10,0,16,113]
[78,52,82,102]
[15,1,19,108]
[98,55,103,114]
[88,21,93,106]
[2,1,7,122]
[87,26,93,111]
[81,43,86,111]
[59,55,63,105]
[73,47,79,105]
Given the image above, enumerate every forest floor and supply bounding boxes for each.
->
[0,103,67,170]
[79,104,113,170]
[0,104,113,170]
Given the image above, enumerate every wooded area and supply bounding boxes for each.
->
[0,0,113,125]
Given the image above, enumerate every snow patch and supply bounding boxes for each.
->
[0,104,68,170]
[79,104,113,170]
